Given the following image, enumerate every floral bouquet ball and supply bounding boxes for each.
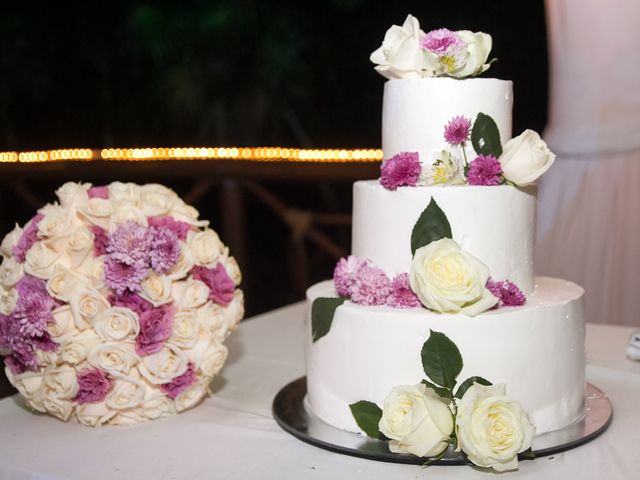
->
[0,182,244,426]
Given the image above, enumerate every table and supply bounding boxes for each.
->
[0,303,639,479]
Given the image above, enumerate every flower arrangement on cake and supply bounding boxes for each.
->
[0,182,244,426]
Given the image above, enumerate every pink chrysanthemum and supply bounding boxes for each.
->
[349,264,391,306]
[333,256,366,297]
[160,363,198,399]
[104,257,148,295]
[467,155,503,186]
[135,305,175,356]
[148,226,180,273]
[386,273,421,309]
[380,152,421,191]
[74,369,111,404]
[106,221,151,265]
[12,214,44,262]
[486,278,526,308]
[444,116,471,145]
[421,28,466,55]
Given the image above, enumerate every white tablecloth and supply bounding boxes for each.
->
[0,303,639,480]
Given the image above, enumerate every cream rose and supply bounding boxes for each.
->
[166,242,195,280]
[224,290,245,334]
[69,286,110,330]
[55,182,91,210]
[172,278,209,309]
[187,229,224,267]
[109,203,148,232]
[139,184,178,217]
[174,380,209,413]
[409,238,498,316]
[0,256,24,287]
[140,387,176,420]
[184,336,227,376]
[453,31,493,78]
[455,383,535,472]
[105,374,146,410]
[5,367,46,412]
[42,364,79,400]
[197,301,227,340]
[108,181,141,204]
[222,256,242,285]
[46,265,87,302]
[24,241,61,279]
[65,227,95,268]
[37,204,74,241]
[92,307,140,342]
[170,310,200,349]
[49,305,80,340]
[76,401,117,427]
[42,393,75,421]
[378,384,453,457]
[87,342,138,377]
[170,202,209,227]
[109,410,146,425]
[139,273,173,306]
[1,223,22,257]
[499,130,556,186]
[0,285,18,315]
[138,344,189,385]
[79,198,113,229]
[370,14,429,79]
[86,255,106,290]
[59,330,101,365]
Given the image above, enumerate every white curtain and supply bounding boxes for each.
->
[537,0,640,326]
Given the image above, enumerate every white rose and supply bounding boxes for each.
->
[138,344,189,385]
[59,330,101,365]
[108,182,141,204]
[42,364,79,400]
[453,31,493,78]
[409,238,498,316]
[108,203,148,232]
[37,204,74,241]
[139,184,178,217]
[196,301,227,340]
[24,241,61,279]
[172,278,209,309]
[69,286,110,330]
[370,14,428,79]
[184,336,227,376]
[221,256,242,285]
[48,305,80,340]
[170,310,200,349]
[5,367,46,412]
[499,130,556,186]
[187,229,224,267]
[105,374,146,410]
[419,150,465,186]
[174,380,209,413]
[139,273,173,306]
[76,401,117,427]
[0,285,18,315]
[46,265,88,302]
[170,202,209,227]
[79,198,113,229]
[87,342,138,377]
[456,383,535,472]
[0,256,24,287]
[92,307,140,342]
[1,223,22,257]
[85,255,106,290]
[223,289,245,334]
[55,182,91,210]
[65,227,95,268]
[140,388,176,420]
[166,242,194,280]
[42,393,75,421]
[378,384,454,457]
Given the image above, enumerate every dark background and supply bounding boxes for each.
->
[0,0,547,393]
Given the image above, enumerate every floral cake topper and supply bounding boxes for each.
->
[370,15,495,80]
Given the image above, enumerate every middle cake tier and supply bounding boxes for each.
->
[352,180,537,295]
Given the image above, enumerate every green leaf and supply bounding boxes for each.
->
[471,112,502,158]
[421,330,463,390]
[410,198,452,255]
[421,379,453,400]
[454,376,492,399]
[311,297,345,342]
[349,401,384,439]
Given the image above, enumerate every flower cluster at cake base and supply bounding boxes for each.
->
[349,330,535,472]
[0,182,244,426]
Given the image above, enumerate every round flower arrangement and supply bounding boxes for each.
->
[0,182,244,426]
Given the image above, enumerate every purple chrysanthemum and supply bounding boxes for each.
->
[148,216,192,241]
[87,186,109,199]
[467,155,503,186]
[380,152,421,191]
[106,221,151,265]
[160,362,198,399]
[349,264,391,306]
[104,257,148,295]
[148,226,180,273]
[421,28,465,55]
[192,264,235,306]
[486,278,526,308]
[333,256,367,297]
[386,273,421,309]
[135,305,175,356]
[74,368,112,404]
[444,116,472,146]
[91,225,109,257]
[108,290,153,316]
[12,214,44,262]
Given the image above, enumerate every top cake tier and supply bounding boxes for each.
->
[382,78,513,162]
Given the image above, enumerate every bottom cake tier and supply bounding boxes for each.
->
[305,277,586,435]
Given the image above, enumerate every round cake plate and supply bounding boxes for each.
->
[272,377,613,465]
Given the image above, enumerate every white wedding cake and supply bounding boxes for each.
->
[305,15,586,454]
